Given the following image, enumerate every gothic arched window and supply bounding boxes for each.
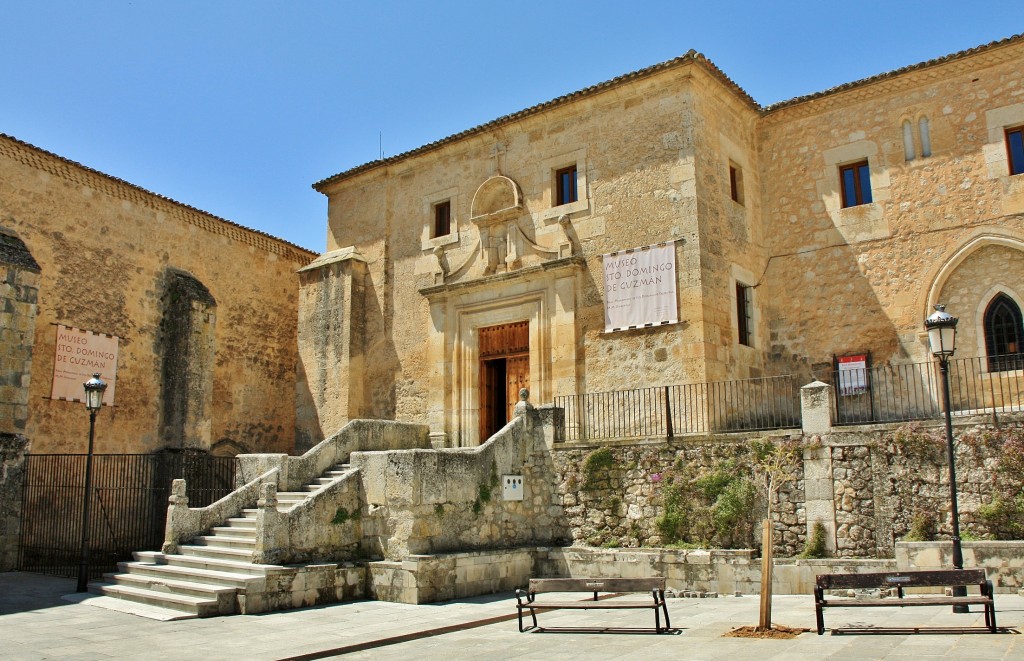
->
[984,293,1024,371]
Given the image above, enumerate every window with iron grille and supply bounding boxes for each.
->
[839,160,872,208]
[555,165,578,206]
[985,293,1024,372]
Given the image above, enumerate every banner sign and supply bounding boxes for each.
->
[837,354,868,396]
[603,242,678,332]
[51,324,119,406]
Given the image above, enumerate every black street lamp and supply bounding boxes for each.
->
[924,304,968,613]
[76,373,107,593]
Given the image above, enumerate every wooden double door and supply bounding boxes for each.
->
[479,321,530,442]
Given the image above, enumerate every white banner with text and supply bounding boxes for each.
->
[603,242,678,332]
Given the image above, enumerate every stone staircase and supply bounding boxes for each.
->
[88,463,354,618]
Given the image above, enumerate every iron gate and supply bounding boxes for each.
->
[17,451,235,580]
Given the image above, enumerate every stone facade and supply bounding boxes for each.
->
[0,133,316,454]
[302,35,1024,450]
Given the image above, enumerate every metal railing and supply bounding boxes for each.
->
[553,375,800,442]
[832,353,1024,426]
[17,451,235,579]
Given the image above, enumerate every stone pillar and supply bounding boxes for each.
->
[0,227,40,570]
[800,380,833,436]
[295,248,367,452]
[0,433,29,570]
[801,443,837,554]
[253,482,288,565]
[162,479,190,554]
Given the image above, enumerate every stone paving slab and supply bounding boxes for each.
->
[1,572,1021,660]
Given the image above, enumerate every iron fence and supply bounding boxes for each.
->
[832,353,1024,425]
[17,451,235,580]
[553,375,800,442]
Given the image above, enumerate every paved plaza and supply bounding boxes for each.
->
[0,572,1020,660]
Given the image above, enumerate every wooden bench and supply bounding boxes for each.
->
[814,569,996,635]
[515,577,671,633]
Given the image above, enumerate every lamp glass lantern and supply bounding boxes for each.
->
[83,373,107,411]
[925,304,958,358]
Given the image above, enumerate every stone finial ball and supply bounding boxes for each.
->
[519,388,529,401]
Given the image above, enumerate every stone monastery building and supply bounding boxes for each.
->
[1,34,1022,458]
[298,34,1024,451]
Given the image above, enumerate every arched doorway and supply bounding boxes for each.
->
[478,321,529,441]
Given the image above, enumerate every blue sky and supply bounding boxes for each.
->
[2,1,1019,252]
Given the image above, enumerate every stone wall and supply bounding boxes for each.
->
[0,134,315,454]
[551,433,807,557]
[0,433,29,570]
[351,408,568,560]
[547,416,1021,560]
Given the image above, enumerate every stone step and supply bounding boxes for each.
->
[102,571,239,605]
[192,535,256,550]
[224,517,257,529]
[161,553,277,576]
[88,582,223,617]
[241,509,260,518]
[210,526,257,539]
[117,560,264,589]
[179,544,254,562]
[276,491,309,502]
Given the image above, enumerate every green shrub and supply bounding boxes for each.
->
[799,521,828,558]
[582,447,616,489]
[331,508,350,525]
[903,513,936,541]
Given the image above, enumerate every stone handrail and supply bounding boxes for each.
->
[237,419,430,492]
[251,469,364,565]
[162,467,279,554]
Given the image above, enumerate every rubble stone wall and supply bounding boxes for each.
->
[548,418,1020,559]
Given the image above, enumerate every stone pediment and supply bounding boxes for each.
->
[470,175,522,225]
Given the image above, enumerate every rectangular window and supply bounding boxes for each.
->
[1008,126,1024,176]
[839,160,872,208]
[433,200,451,238]
[555,165,578,206]
[729,163,744,205]
[736,283,753,347]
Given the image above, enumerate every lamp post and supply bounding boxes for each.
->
[76,373,107,593]
[924,304,968,613]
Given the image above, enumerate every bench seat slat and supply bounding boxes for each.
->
[819,596,992,607]
[524,602,659,610]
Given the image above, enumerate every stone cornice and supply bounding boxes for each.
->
[419,255,584,300]
[0,133,317,264]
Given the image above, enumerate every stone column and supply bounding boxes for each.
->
[0,227,40,570]
[802,443,837,554]
[0,434,29,570]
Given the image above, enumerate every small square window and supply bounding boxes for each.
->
[736,283,753,347]
[433,200,451,238]
[839,160,872,208]
[1007,126,1024,176]
[555,165,578,206]
[729,162,744,205]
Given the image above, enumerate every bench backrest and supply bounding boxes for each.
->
[529,577,666,594]
[816,569,987,590]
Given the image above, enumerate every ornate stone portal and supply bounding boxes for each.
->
[420,175,582,447]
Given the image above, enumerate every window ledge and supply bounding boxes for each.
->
[537,198,589,223]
